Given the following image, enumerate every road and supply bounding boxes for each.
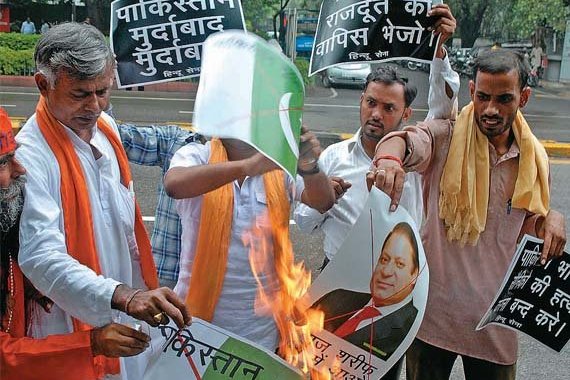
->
[2,66,570,141]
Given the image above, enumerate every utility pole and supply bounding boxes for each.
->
[71,0,76,22]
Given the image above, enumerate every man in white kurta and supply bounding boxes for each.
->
[17,111,146,335]
[294,55,459,262]
[170,142,305,349]
[16,22,190,379]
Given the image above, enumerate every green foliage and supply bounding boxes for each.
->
[446,0,569,46]
[509,0,568,36]
[242,0,288,34]
[294,58,314,87]
[0,32,41,51]
[0,47,35,76]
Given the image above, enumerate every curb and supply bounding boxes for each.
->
[9,117,570,158]
[313,132,570,159]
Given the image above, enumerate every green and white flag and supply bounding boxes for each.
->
[193,31,305,178]
[143,320,304,380]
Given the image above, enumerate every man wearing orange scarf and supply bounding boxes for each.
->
[15,23,190,379]
[0,107,150,379]
[164,129,334,350]
[369,49,566,379]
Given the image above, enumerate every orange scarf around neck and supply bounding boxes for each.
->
[36,96,158,377]
[185,138,292,322]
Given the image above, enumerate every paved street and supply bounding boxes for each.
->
[2,66,570,142]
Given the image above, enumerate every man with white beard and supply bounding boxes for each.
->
[0,108,153,380]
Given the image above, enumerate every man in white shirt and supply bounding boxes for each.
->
[16,22,190,379]
[294,4,460,266]
[312,222,419,361]
[164,130,335,351]
[20,17,36,34]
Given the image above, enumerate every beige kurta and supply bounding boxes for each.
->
[386,119,544,365]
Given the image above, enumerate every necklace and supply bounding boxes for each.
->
[2,255,14,333]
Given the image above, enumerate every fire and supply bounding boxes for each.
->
[244,212,327,376]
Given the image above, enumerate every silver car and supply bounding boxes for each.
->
[321,63,371,88]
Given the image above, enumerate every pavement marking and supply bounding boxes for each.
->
[178,110,195,114]
[143,215,297,224]
[302,103,433,113]
[0,91,195,103]
[304,103,358,109]
[0,104,16,107]
[113,95,195,102]
[524,114,570,120]
[0,92,38,96]
[551,158,570,165]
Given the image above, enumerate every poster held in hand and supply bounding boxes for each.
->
[477,234,570,352]
[309,0,442,76]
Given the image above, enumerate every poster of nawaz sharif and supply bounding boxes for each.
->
[477,235,570,352]
[309,0,442,75]
[302,188,429,378]
[141,188,428,379]
[110,0,246,88]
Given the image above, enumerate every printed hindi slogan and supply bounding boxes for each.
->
[477,235,570,352]
[143,320,303,380]
[309,0,440,75]
[304,188,429,378]
[110,0,245,88]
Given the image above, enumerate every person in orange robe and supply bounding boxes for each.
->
[0,107,150,380]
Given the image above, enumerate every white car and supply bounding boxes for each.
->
[321,63,371,88]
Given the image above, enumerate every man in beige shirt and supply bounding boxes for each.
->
[369,49,566,379]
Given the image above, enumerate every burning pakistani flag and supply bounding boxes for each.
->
[142,320,304,380]
[193,31,304,178]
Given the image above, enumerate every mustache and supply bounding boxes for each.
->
[366,121,384,128]
[0,177,25,232]
[481,116,502,122]
[0,176,25,200]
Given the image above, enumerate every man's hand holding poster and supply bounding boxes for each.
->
[143,320,304,380]
[477,235,570,352]
[304,188,429,378]
[309,0,442,75]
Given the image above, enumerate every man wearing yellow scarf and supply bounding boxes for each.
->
[164,128,334,350]
[369,49,566,379]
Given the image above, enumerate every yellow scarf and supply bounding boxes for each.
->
[439,102,549,245]
[185,139,291,321]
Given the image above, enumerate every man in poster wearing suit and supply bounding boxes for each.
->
[312,222,419,361]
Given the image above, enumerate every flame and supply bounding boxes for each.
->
[244,212,327,376]
[311,356,340,380]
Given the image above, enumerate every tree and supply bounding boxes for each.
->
[507,0,568,37]
[83,0,110,32]
[242,0,283,36]
[447,0,495,48]
[445,0,569,47]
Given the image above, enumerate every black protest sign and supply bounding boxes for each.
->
[309,0,440,75]
[110,0,245,88]
[477,235,570,352]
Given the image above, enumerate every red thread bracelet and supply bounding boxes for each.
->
[376,154,403,167]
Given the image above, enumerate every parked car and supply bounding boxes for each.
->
[321,63,371,88]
